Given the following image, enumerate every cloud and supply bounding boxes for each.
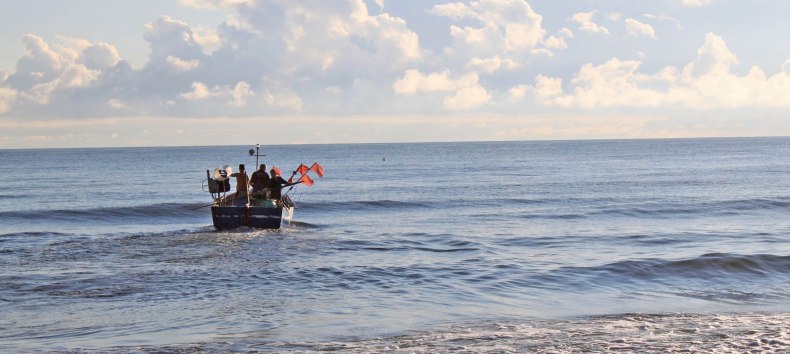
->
[192,26,223,53]
[263,89,302,111]
[625,18,656,38]
[393,69,490,109]
[684,33,738,76]
[548,33,790,109]
[444,81,491,110]
[393,69,458,94]
[433,0,547,53]
[78,43,121,70]
[682,0,713,7]
[469,55,519,73]
[166,55,200,71]
[1,34,116,109]
[544,28,573,49]
[143,16,205,62]
[554,58,664,108]
[180,81,215,100]
[509,75,563,101]
[0,1,430,118]
[178,0,253,10]
[0,87,18,113]
[107,98,129,110]
[231,81,253,107]
[644,13,682,30]
[180,80,254,107]
[7,34,64,90]
[1,0,788,127]
[572,11,609,34]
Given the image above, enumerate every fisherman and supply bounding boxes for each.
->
[230,164,250,200]
[250,163,271,197]
[268,168,293,200]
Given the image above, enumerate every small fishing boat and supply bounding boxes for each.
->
[204,145,323,230]
[209,193,295,230]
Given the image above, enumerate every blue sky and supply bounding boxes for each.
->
[1,0,789,148]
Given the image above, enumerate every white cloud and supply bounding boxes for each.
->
[107,98,129,110]
[393,69,490,109]
[548,33,790,109]
[59,64,100,88]
[166,55,200,71]
[143,16,204,62]
[0,2,430,118]
[192,26,222,54]
[544,27,573,49]
[325,85,343,95]
[180,80,254,107]
[434,0,547,53]
[393,69,457,94]
[682,0,713,7]
[444,83,490,110]
[644,13,682,30]
[685,33,738,76]
[263,89,302,111]
[178,0,252,10]
[12,34,64,88]
[554,58,664,108]
[469,56,519,73]
[625,18,656,38]
[1,34,114,107]
[230,81,253,107]
[534,75,563,98]
[0,87,18,113]
[572,11,609,34]
[78,43,121,70]
[180,82,215,100]
[509,75,563,101]
[1,0,789,137]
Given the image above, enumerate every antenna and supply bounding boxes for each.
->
[251,144,265,169]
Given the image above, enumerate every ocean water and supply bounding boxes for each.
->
[0,138,789,352]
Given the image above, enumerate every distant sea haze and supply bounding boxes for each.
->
[1,138,789,352]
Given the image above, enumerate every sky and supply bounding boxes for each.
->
[1,0,789,148]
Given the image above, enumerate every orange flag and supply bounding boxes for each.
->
[298,174,314,186]
[309,162,325,178]
[296,164,310,175]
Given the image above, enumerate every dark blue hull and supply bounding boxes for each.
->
[211,206,292,230]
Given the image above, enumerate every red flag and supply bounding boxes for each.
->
[296,164,309,175]
[298,174,314,186]
[309,162,325,178]
[272,166,282,176]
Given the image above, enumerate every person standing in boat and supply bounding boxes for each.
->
[250,164,271,198]
[230,164,250,199]
[268,168,293,201]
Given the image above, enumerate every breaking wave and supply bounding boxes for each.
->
[0,203,207,224]
[582,253,790,279]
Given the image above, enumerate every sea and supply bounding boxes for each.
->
[1,137,789,353]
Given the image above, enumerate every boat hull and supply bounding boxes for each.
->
[211,205,293,230]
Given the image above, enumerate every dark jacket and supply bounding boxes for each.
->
[250,170,271,192]
[269,176,291,199]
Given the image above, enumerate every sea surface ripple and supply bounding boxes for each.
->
[0,138,789,352]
